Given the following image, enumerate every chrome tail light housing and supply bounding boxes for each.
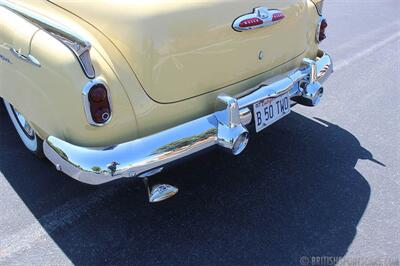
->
[82,79,112,126]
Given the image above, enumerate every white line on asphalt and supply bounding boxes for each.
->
[333,22,400,54]
[0,184,123,262]
[334,32,400,72]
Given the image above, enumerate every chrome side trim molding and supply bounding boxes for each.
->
[43,50,333,185]
[0,1,95,78]
[10,48,41,67]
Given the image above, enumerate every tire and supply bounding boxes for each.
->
[3,99,44,158]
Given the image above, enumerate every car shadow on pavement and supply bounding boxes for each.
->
[0,107,379,265]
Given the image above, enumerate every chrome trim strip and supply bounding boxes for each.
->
[43,51,333,185]
[82,78,113,127]
[10,48,41,67]
[312,0,324,16]
[0,1,95,78]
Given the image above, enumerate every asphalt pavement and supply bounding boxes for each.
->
[1,1,399,265]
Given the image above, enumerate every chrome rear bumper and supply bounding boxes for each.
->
[44,50,333,185]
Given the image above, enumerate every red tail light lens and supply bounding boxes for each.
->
[87,84,111,124]
[317,18,328,43]
[272,12,285,22]
[239,18,263,28]
[89,85,107,103]
[93,107,111,123]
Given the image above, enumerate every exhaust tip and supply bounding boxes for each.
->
[293,82,324,107]
[232,131,249,155]
[148,184,179,203]
[312,87,324,106]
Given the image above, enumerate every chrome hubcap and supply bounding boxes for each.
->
[13,107,35,138]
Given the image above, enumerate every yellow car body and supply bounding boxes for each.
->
[0,0,332,189]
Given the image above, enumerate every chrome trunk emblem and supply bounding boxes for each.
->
[232,7,285,32]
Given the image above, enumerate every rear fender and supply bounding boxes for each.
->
[0,28,138,147]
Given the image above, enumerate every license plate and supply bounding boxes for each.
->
[253,92,291,133]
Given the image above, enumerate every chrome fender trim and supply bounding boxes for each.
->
[0,1,95,78]
[10,47,41,68]
[44,50,333,185]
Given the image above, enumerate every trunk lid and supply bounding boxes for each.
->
[49,0,309,103]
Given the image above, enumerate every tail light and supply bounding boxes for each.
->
[83,80,112,126]
[239,18,263,28]
[316,18,328,43]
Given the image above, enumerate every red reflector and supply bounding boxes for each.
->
[272,13,285,22]
[239,18,263,28]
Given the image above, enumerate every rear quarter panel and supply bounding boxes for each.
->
[0,21,138,147]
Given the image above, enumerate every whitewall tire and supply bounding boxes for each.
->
[3,99,44,157]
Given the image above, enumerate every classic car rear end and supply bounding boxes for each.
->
[0,0,332,202]
[49,0,313,103]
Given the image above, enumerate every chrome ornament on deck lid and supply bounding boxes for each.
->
[232,7,285,32]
